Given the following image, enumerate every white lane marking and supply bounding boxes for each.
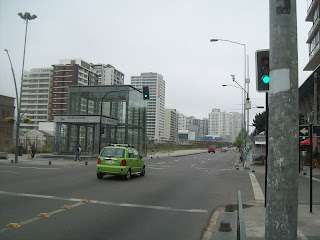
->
[174,159,180,162]
[0,166,59,170]
[148,165,172,168]
[201,161,205,163]
[249,172,265,201]
[148,167,164,170]
[191,164,196,167]
[302,174,320,183]
[0,190,208,214]
[157,162,165,165]
[0,171,19,174]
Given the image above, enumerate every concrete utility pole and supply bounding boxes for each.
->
[266,1,299,239]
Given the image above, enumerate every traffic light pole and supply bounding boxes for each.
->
[266,1,299,239]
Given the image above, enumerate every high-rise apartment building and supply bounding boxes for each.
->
[208,108,242,142]
[164,109,178,141]
[91,64,124,85]
[198,118,208,138]
[50,59,98,120]
[304,0,320,71]
[20,68,53,130]
[131,72,165,141]
[178,112,187,131]
[186,116,196,130]
[230,112,242,142]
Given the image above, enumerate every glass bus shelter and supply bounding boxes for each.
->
[53,85,147,155]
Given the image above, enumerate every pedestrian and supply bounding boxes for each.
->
[18,144,23,156]
[31,142,36,158]
[74,144,81,161]
[27,143,31,158]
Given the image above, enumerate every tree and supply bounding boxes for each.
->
[253,111,266,135]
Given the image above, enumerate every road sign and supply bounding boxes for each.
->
[299,125,309,137]
[313,125,320,137]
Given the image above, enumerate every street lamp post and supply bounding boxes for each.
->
[4,49,19,158]
[99,90,132,153]
[210,39,249,150]
[222,84,244,150]
[211,38,250,168]
[12,12,37,163]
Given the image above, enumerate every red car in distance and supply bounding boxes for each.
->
[208,145,215,153]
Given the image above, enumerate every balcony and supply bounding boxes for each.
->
[307,0,318,22]
[307,18,320,43]
[304,42,320,70]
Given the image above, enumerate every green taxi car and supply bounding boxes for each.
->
[96,145,145,180]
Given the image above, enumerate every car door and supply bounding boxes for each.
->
[133,149,143,172]
[127,148,137,173]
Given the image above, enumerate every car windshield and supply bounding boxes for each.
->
[101,148,125,158]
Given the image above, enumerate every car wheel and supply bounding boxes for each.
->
[140,166,145,176]
[125,169,131,180]
[97,173,103,179]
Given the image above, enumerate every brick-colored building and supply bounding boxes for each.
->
[50,59,98,120]
[0,95,15,151]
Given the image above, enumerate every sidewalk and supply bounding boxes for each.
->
[210,155,320,240]
[0,149,208,166]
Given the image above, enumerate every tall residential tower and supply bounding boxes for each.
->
[131,72,165,142]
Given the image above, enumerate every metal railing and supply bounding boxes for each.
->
[237,190,247,240]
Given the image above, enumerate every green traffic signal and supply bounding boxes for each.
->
[256,50,269,92]
[262,75,270,84]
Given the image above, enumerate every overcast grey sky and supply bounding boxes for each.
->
[0,0,312,132]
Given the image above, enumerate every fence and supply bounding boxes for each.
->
[0,138,54,153]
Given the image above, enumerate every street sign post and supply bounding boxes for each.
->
[299,125,309,138]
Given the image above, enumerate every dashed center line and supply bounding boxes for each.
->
[0,190,208,214]
[0,190,207,233]
[157,162,165,165]
[0,171,19,174]
[0,166,59,170]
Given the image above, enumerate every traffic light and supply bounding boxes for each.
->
[143,86,149,100]
[256,50,270,92]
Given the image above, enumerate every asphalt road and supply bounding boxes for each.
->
[0,151,254,240]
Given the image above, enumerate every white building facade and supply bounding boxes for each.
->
[208,108,242,142]
[178,112,187,131]
[20,68,53,131]
[91,64,124,85]
[164,109,179,142]
[131,72,165,142]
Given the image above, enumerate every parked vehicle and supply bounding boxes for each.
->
[208,145,215,153]
[97,144,145,180]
